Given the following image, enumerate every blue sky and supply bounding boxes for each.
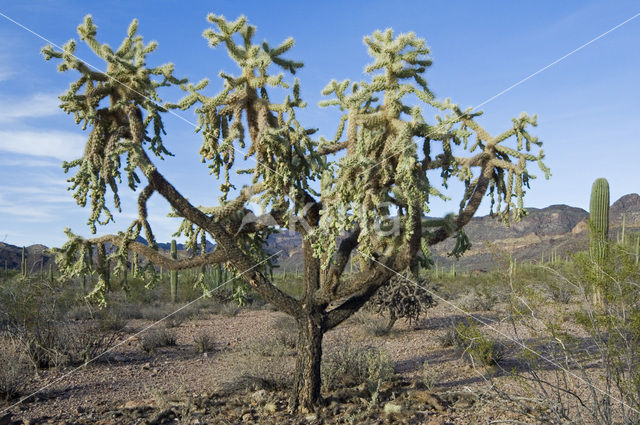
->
[0,1,638,248]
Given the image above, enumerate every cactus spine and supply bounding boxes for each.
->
[589,178,610,265]
[170,239,178,303]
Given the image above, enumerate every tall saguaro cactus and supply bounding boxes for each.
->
[589,178,610,265]
[589,178,610,305]
[21,246,26,278]
[170,239,178,303]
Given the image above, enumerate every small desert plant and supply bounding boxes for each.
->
[193,332,214,353]
[438,321,462,348]
[218,301,241,317]
[140,328,177,353]
[455,321,506,366]
[421,360,439,391]
[362,315,394,337]
[547,280,573,304]
[60,321,123,365]
[322,341,394,393]
[272,316,297,349]
[231,337,294,389]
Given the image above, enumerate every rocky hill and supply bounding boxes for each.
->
[2,194,639,274]
[267,194,640,272]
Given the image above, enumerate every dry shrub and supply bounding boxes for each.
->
[322,341,394,393]
[0,337,29,401]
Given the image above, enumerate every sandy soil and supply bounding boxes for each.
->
[0,302,597,424]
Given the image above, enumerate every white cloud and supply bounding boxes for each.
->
[0,130,85,160]
[0,158,60,167]
[0,93,62,121]
[0,203,56,221]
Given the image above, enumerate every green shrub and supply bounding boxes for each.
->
[454,321,506,366]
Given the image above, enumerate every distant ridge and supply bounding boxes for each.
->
[2,194,639,273]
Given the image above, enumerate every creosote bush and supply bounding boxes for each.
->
[321,341,394,393]
[140,328,177,353]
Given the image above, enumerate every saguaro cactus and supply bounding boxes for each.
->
[170,239,178,303]
[21,246,26,278]
[589,178,610,265]
[589,178,610,305]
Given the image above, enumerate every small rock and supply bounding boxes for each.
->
[251,389,267,403]
[383,402,402,415]
[142,362,152,370]
[304,413,318,421]
[241,413,253,422]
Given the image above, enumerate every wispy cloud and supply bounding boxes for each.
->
[0,130,85,160]
[0,203,56,221]
[0,92,61,121]
[0,158,60,167]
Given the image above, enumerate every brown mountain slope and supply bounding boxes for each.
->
[2,194,639,274]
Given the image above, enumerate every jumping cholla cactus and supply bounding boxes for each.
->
[45,14,549,411]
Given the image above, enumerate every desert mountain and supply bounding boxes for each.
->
[2,194,639,274]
